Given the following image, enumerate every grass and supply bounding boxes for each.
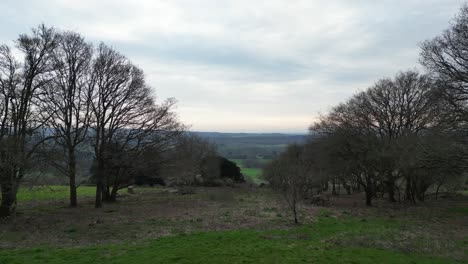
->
[14,185,159,203]
[242,168,262,181]
[16,185,96,202]
[0,216,457,264]
[448,206,468,215]
[1,185,466,263]
[230,158,271,165]
[230,159,267,184]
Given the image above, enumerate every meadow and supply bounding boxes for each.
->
[0,217,458,264]
[1,185,466,263]
[230,159,269,184]
[15,185,96,202]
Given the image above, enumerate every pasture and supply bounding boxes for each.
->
[230,159,268,184]
[15,186,96,202]
[1,185,466,263]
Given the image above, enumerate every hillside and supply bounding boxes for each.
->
[195,132,308,159]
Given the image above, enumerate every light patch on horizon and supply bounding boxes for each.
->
[0,0,464,133]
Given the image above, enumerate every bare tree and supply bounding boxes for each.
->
[313,119,381,206]
[89,43,183,207]
[420,4,468,125]
[415,130,468,200]
[164,133,217,185]
[41,31,93,207]
[0,25,58,217]
[100,99,184,201]
[359,71,439,202]
[264,144,316,224]
[310,71,444,205]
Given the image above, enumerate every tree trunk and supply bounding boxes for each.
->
[95,182,102,208]
[386,180,396,203]
[342,180,351,195]
[397,186,401,203]
[332,177,337,195]
[355,178,361,193]
[405,178,411,201]
[435,184,441,200]
[405,177,417,203]
[323,180,329,191]
[364,176,373,207]
[365,189,372,206]
[292,198,298,224]
[68,149,77,207]
[95,159,104,208]
[109,183,119,202]
[0,182,17,217]
[408,179,416,203]
[108,169,123,202]
[101,185,111,202]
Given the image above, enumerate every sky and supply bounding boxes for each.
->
[0,0,464,133]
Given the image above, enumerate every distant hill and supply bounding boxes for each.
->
[194,132,307,145]
[193,132,308,159]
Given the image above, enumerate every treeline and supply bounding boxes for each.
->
[265,4,468,217]
[0,25,242,217]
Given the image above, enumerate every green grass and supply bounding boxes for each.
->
[242,167,263,181]
[0,216,456,264]
[16,185,96,202]
[230,159,271,165]
[230,159,267,184]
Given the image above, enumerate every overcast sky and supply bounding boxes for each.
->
[0,0,464,133]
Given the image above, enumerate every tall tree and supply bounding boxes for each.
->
[0,25,58,216]
[311,71,443,205]
[41,31,93,207]
[96,99,184,202]
[420,4,468,125]
[358,71,439,202]
[89,43,179,207]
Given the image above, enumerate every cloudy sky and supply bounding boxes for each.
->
[0,0,464,133]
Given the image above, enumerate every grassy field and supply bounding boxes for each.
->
[0,216,457,264]
[0,186,466,263]
[230,159,268,184]
[15,185,96,202]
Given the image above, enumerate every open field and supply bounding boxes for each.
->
[241,167,263,181]
[0,217,459,264]
[229,159,270,184]
[0,185,466,263]
[15,186,96,202]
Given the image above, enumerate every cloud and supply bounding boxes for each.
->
[0,0,464,132]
